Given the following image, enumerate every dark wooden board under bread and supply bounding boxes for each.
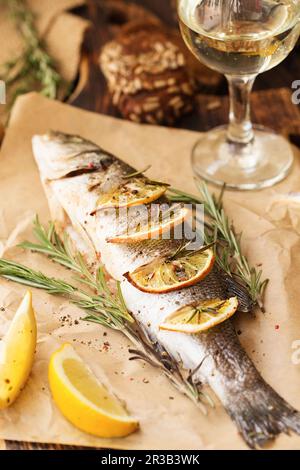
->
[3,0,300,451]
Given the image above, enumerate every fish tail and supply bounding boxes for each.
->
[226,381,300,449]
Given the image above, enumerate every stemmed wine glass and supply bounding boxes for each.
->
[177,0,300,190]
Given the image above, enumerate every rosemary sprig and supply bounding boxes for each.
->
[167,182,268,308]
[19,217,133,327]
[167,241,216,261]
[20,216,90,275]
[121,165,170,187]
[13,217,208,409]
[0,0,62,107]
[0,258,133,332]
[122,165,152,179]
[0,258,76,295]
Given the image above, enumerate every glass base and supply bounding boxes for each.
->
[191,125,294,190]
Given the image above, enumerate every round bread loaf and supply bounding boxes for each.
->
[100,22,195,125]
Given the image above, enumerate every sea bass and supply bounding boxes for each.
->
[32,131,300,449]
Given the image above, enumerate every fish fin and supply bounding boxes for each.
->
[226,382,300,449]
[223,273,254,313]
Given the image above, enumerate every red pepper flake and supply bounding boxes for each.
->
[88,162,95,169]
[102,341,110,352]
[275,324,280,330]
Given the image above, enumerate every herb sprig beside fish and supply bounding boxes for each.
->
[167,184,268,309]
[0,0,62,108]
[0,220,206,410]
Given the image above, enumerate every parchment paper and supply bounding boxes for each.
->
[0,92,300,450]
[0,0,88,123]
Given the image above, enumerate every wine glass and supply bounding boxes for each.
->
[178,0,300,190]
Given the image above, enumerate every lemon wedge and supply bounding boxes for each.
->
[0,291,37,409]
[48,343,139,438]
[159,297,238,334]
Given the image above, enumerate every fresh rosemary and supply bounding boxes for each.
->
[0,258,133,332]
[0,217,208,411]
[167,241,216,261]
[123,165,152,179]
[0,0,62,107]
[167,182,268,309]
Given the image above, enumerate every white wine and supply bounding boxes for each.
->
[178,0,300,75]
[177,1,299,189]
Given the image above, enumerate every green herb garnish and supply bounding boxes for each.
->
[167,181,268,309]
[0,0,62,108]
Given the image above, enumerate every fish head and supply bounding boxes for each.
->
[32,131,99,159]
[32,131,114,180]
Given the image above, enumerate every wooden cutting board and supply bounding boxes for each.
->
[2,0,300,451]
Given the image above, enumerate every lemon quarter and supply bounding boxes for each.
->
[0,291,37,409]
[48,343,139,438]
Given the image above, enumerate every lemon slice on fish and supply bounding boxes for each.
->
[0,291,37,409]
[96,178,168,209]
[107,203,189,244]
[125,248,215,293]
[48,343,139,438]
[159,297,238,334]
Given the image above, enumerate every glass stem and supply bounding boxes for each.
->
[226,74,256,145]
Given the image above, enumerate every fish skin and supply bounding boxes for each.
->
[32,131,300,449]
[33,130,133,182]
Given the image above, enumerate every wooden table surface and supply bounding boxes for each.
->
[2,0,300,450]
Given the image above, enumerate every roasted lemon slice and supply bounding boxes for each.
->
[107,203,189,244]
[159,297,238,334]
[0,291,37,409]
[125,248,215,293]
[96,178,168,209]
[49,343,139,438]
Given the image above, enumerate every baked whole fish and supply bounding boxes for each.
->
[32,131,300,449]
